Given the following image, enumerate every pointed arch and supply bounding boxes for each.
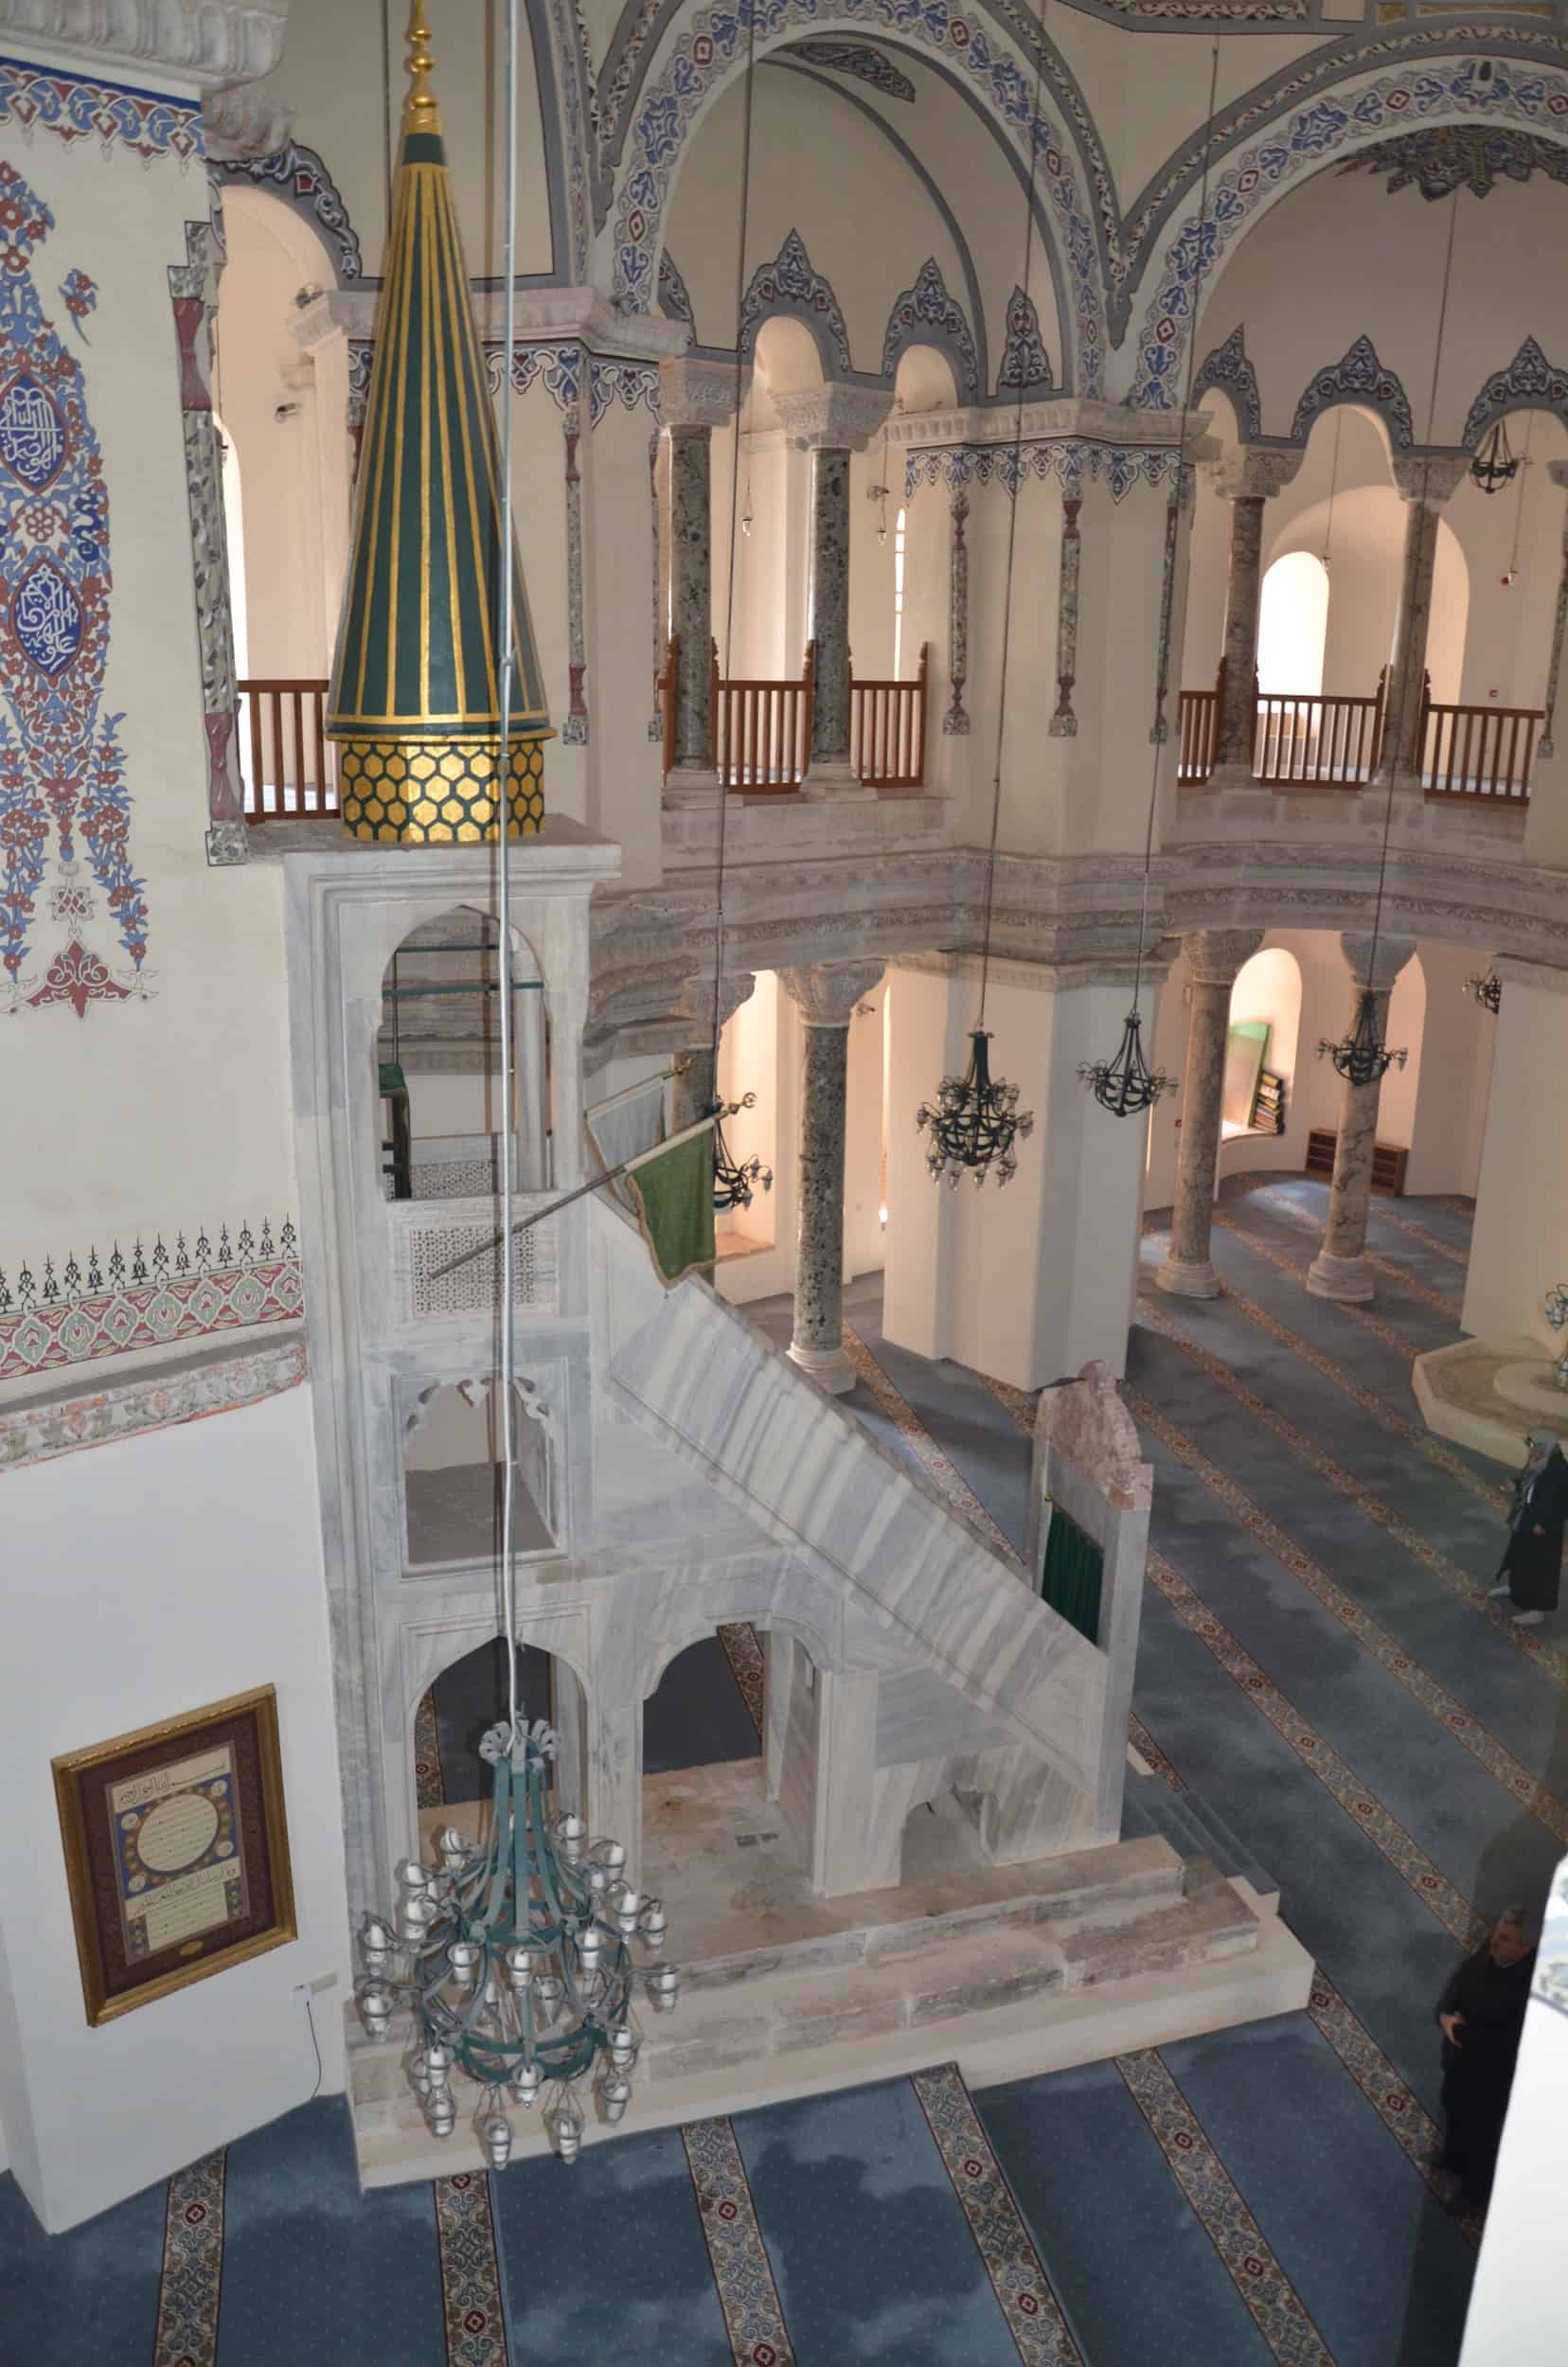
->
[739,231,852,380]
[1290,336,1414,454]
[1462,336,1568,448]
[1193,326,1260,442]
[881,259,980,400]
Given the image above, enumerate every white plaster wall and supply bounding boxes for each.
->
[1463,974,1568,1349]
[251,0,553,282]
[845,980,888,1279]
[0,1384,348,2234]
[1400,941,1499,1201]
[716,970,796,1301]
[0,114,301,1318]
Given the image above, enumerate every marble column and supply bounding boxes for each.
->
[1211,447,1302,780]
[1156,929,1264,1298]
[1536,460,1568,762]
[1374,455,1468,791]
[774,384,892,801]
[672,970,755,1130]
[780,961,885,1391]
[1307,933,1415,1303]
[943,489,971,736]
[659,359,741,809]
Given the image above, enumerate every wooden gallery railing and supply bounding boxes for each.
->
[658,637,929,792]
[1421,696,1541,803]
[240,679,338,820]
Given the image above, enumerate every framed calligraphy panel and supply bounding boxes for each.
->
[53,1685,295,2025]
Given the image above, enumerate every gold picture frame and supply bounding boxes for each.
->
[53,1684,296,2026]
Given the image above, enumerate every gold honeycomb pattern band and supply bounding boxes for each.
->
[338,739,545,844]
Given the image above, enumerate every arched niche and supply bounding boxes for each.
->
[1227,946,1302,1122]
[641,1628,764,1776]
[891,339,960,418]
[413,1637,560,1811]
[376,905,549,1198]
[214,186,349,685]
[1257,552,1328,697]
[401,1376,557,1571]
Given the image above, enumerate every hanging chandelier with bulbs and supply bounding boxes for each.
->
[1318,988,1408,1090]
[917,1029,1032,1187]
[356,1717,677,2165]
[1078,1010,1172,1117]
[1470,419,1519,496]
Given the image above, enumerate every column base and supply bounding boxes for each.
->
[1155,1255,1221,1300]
[798,761,875,804]
[787,1338,857,1395]
[663,765,724,810]
[1306,1249,1375,1303]
[1207,759,1258,791]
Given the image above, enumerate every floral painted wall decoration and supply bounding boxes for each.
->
[0,159,147,1017]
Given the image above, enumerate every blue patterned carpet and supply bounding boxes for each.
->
[3,1176,1539,2366]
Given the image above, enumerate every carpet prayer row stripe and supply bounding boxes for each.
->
[152,2147,225,2367]
[1124,1385,1568,1842]
[968,1369,1483,1940]
[717,1621,766,1736]
[1174,1244,1506,1516]
[1251,1187,1461,1318]
[682,2116,797,2367]
[1146,1548,1482,1945]
[1131,1695,1483,2247]
[844,1326,1022,1561]
[1365,1203,1469,1268]
[1138,1292,1559,1679]
[1114,2052,1335,2367]
[910,2064,1082,2367]
[434,2172,509,2366]
[1212,1210,1450,1361]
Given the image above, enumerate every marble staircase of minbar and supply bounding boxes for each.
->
[346,1834,1313,2186]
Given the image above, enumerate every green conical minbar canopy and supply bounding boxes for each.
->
[327,0,550,844]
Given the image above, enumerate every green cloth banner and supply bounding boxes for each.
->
[626,1128,716,1287]
[1040,1504,1104,1646]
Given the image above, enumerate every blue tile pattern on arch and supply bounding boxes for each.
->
[1131,55,1568,409]
[612,0,1104,392]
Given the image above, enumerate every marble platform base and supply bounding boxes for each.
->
[1306,1248,1374,1303]
[1414,1336,1568,1468]
[1155,1255,1221,1301]
[798,760,876,803]
[349,1773,1310,2187]
[663,764,725,810]
[786,1337,857,1396]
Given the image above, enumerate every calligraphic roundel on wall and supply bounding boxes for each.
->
[11,554,81,676]
[0,369,65,489]
[0,156,146,1010]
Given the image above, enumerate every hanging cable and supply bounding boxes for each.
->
[974,4,1049,1035]
[706,0,761,1084]
[495,0,523,1748]
[1319,187,1459,1088]
[1505,411,1534,582]
[1078,36,1221,1116]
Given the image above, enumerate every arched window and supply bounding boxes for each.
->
[1257,552,1328,697]
[893,506,908,678]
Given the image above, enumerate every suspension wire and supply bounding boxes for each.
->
[1507,410,1534,578]
[495,0,523,1749]
[1364,187,1458,988]
[975,4,1049,1035]
[707,0,761,1082]
[1127,34,1221,1023]
[1323,410,1343,570]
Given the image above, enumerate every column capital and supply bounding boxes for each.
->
[780,961,884,1026]
[1212,445,1303,502]
[291,292,350,355]
[1183,929,1264,988]
[0,0,287,86]
[1340,933,1416,993]
[679,970,755,1036]
[773,384,893,454]
[659,357,743,429]
[1390,454,1469,505]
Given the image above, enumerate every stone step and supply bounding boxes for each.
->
[347,1868,1311,2187]
[348,1849,1258,2127]
[1122,1770,1279,1911]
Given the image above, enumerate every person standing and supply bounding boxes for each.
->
[1488,1431,1568,1628]
[1435,1909,1536,2206]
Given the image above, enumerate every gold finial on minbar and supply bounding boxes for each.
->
[402,0,442,135]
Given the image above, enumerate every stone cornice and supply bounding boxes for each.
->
[0,0,286,89]
[887,399,1200,455]
[296,286,691,363]
[0,1330,305,1472]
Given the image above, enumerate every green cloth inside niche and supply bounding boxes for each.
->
[1040,1504,1104,1646]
